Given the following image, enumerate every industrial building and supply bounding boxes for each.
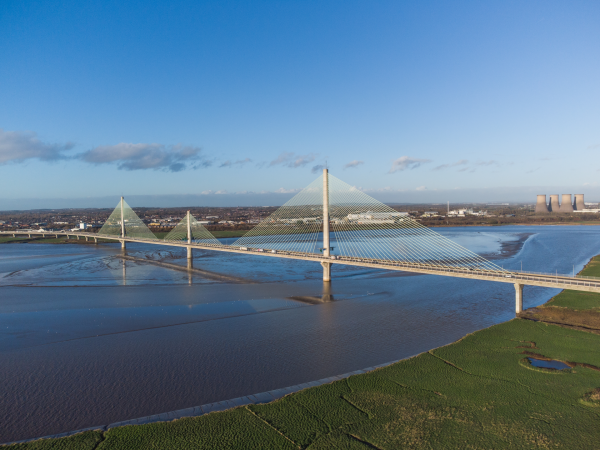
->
[535,194,590,213]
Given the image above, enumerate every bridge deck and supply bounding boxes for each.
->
[3,230,600,293]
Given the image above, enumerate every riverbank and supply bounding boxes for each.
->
[520,254,600,334]
[7,267,600,448]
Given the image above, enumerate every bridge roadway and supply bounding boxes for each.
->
[3,230,600,313]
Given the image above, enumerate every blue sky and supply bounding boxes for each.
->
[1,0,599,208]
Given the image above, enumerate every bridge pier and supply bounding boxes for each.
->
[187,246,193,269]
[121,240,126,251]
[85,237,88,242]
[28,234,31,238]
[321,261,331,282]
[515,283,523,314]
[94,237,98,245]
[322,281,333,302]
[13,234,16,238]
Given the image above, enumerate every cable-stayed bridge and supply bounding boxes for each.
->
[3,169,600,313]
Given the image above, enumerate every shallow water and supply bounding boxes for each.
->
[527,358,571,370]
[1,225,600,442]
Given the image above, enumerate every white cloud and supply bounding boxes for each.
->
[389,156,431,173]
[275,187,302,194]
[311,164,325,173]
[269,152,316,168]
[220,158,252,168]
[80,143,208,172]
[0,128,74,164]
[416,186,427,191]
[432,159,468,171]
[343,160,364,170]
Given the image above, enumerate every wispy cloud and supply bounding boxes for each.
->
[343,160,364,170]
[275,187,302,194]
[432,159,468,171]
[269,152,316,168]
[0,128,74,164]
[80,143,209,172]
[475,160,500,167]
[415,186,427,191]
[220,158,252,168]
[311,164,325,173]
[389,156,431,173]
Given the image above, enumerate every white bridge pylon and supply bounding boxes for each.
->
[233,169,505,272]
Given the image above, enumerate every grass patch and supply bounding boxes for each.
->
[580,388,600,407]
[10,319,600,449]
[5,431,102,449]
[524,255,600,330]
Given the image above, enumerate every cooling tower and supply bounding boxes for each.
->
[574,194,585,211]
[549,195,560,212]
[535,195,549,213]
[558,194,574,213]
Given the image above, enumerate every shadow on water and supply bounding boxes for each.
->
[288,281,335,304]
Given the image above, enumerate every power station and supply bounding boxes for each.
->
[535,194,586,213]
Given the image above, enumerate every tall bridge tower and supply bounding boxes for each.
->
[321,168,331,282]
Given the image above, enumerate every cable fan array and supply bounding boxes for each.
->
[164,213,221,245]
[326,174,504,271]
[233,171,504,272]
[233,175,325,252]
[98,199,157,240]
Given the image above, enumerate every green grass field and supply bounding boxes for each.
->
[546,256,600,310]
[9,317,600,449]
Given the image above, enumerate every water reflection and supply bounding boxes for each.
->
[287,281,334,304]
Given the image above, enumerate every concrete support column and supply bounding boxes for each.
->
[28,234,31,238]
[85,237,89,241]
[321,261,331,282]
[187,246,193,268]
[321,281,333,302]
[515,283,523,314]
[121,240,126,251]
[13,234,16,237]
[94,237,98,245]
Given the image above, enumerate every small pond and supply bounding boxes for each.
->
[527,358,571,370]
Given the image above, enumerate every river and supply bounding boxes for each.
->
[1,225,600,442]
